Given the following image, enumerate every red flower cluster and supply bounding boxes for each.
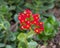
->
[18,9,44,34]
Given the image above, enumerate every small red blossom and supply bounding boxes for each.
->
[24,9,32,14]
[25,24,31,30]
[34,28,40,34]
[18,16,26,23]
[20,25,25,30]
[25,20,31,25]
[25,13,30,18]
[32,14,39,20]
[39,22,44,27]
[40,27,44,31]
[32,20,39,25]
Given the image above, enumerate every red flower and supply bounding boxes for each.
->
[18,16,21,20]
[40,27,44,31]
[39,22,43,27]
[24,9,32,14]
[19,12,25,16]
[18,9,44,33]
[32,14,39,21]
[18,16,26,23]
[25,20,31,25]
[25,13,30,18]
[34,28,40,34]
[39,22,44,31]
[20,25,25,30]
[25,24,31,30]
[32,20,39,25]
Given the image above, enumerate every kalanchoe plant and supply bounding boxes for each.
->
[18,9,44,34]
[0,0,60,48]
[17,9,44,48]
[17,9,59,48]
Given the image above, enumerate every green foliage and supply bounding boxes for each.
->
[28,41,37,48]
[17,29,37,48]
[6,45,13,48]
[0,2,16,47]
[0,0,60,48]
[17,33,27,41]
[24,0,55,13]
[18,41,27,48]
[0,43,5,47]
[37,15,59,41]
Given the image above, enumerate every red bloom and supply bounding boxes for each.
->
[32,20,39,25]
[40,27,44,31]
[18,16,21,20]
[19,12,25,16]
[32,14,39,21]
[39,22,44,31]
[34,28,40,34]
[25,24,31,30]
[24,9,32,14]
[24,9,32,18]
[25,13,30,18]
[20,25,25,30]
[25,20,31,25]
[18,9,44,33]
[39,22,43,27]
[18,16,26,23]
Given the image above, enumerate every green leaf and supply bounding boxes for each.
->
[28,41,37,48]
[48,16,56,25]
[0,32,5,38]
[27,29,35,38]
[9,6,16,10]
[17,33,27,41]
[24,3,33,9]
[0,43,5,47]
[38,2,54,10]
[0,16,5,23]
[42,36,48,41]
[0,5,8,14]
[58,21,60,27]
[0,26,2,31]
[7,32,16,41]
[6,45,13,48]
[18,41,28,48]
[44,22,53,35]
[3,21,10,30]
[14,14,19,22]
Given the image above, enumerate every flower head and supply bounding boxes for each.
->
[18,9,44,34]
